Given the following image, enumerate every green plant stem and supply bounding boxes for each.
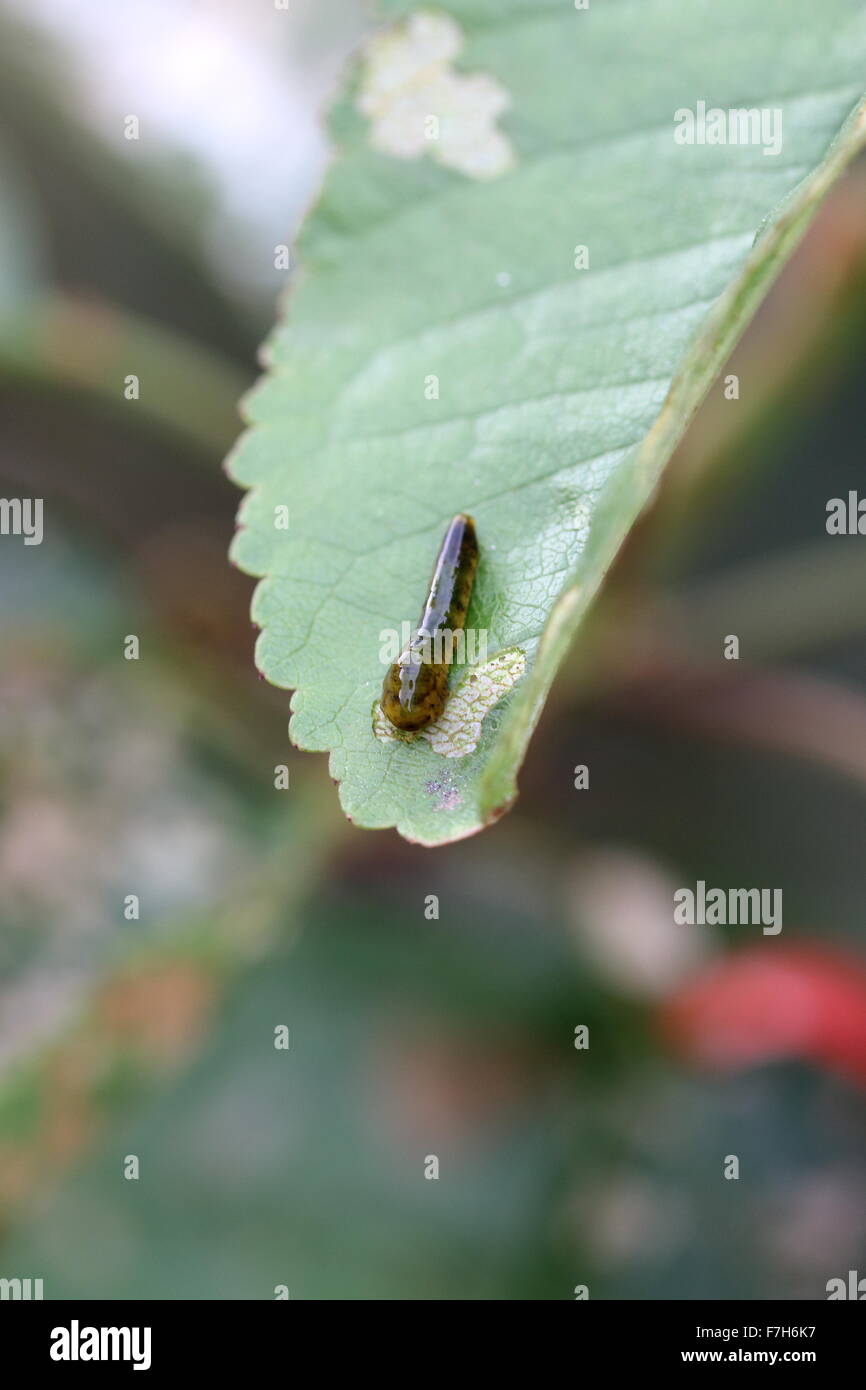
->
[1,291,251,459]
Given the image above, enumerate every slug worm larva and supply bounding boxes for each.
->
[380,513,479,732]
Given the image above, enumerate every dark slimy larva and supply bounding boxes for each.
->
[380,513,479,732]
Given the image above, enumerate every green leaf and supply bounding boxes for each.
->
[228,0,866,845]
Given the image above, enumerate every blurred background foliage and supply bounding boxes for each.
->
[1,0,865,1299]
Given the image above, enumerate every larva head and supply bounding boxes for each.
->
[380,655,449,732]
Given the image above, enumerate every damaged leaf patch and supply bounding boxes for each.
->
[357,9,514,180]
[373,648,527,758]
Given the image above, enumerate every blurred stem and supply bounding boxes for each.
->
[675,541,866,660]
[0,291,251,460]
[605,663,866,791]
[555,542,866,795]
[569,538,866,703]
